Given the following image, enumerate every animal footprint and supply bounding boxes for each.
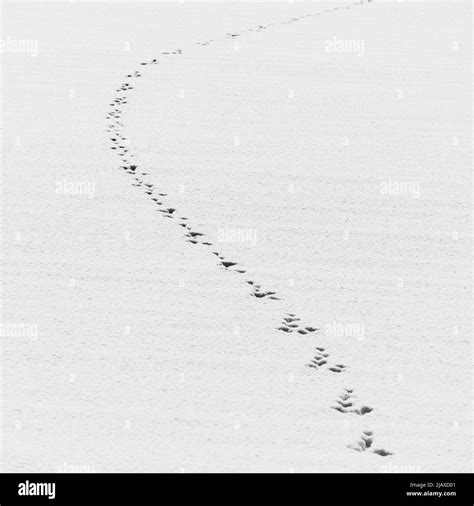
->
[221,261,237,269]
[251,286,279,300]
[277,314,318,334]
[373,449,393,456]
[348,431,393,457]
[307,347,329,369]
[158,208,176,217]
[332,389,373,415]
[187,231,204,239]
[215,259,246,273]
[348,431,374,452]
[328,364,347,373]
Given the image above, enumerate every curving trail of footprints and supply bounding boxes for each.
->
[106,0,393,458]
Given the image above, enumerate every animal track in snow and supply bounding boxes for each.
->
[332,389,374,416]
[221,261,237,268]
[158,207,176,216]
[277,313,318,335]
[307,346,330,369]
[348,431,393,457]
[328,364,348,373]
[306,348,347,374]
[106,0,385,458]
[250,285,280,300]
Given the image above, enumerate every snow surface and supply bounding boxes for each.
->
[1,0,472,472]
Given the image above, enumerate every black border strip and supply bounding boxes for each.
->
[0,473,472,506]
